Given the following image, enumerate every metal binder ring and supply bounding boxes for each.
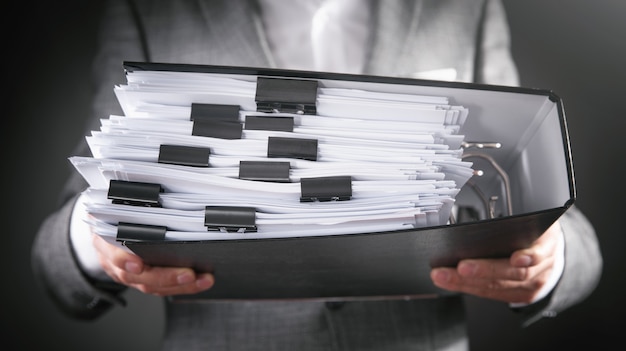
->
[462,152,513,218]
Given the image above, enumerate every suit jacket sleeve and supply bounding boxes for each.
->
[475,0,602,326]
[31,0,147,320]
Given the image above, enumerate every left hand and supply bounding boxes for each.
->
[430,220,562,304]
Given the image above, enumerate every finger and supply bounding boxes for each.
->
[437,277,545,303]
[431,262,535,290]
[458,253,554,284]
[92,234,215,296]
[456,258,532,282]
[473,267,553,303]
[104,259,215,294]
[92,234,189,288]
[92,235,144,284]
[92,234,144,274]
[119,266,200,288]
[131,273,215,297]
[431,266,552,303]
[511,221,561,268]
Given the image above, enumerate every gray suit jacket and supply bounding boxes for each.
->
[32,1,602,350]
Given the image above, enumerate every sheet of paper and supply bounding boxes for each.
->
[72,68,475,241]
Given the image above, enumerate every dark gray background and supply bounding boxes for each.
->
[4,1,623,349]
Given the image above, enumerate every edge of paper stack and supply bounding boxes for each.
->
[71,69,475,242]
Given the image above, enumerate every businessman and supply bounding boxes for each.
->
[32,1,602,350]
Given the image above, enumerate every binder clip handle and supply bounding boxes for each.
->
[204,206,257,233]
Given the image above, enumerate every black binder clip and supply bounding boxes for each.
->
[300,176,352,202]
[190,103,243,139]
[192,119,243,139]
[244,115,294,132]
[116,222,167,243]
[190,103,240,121]
[107,180,163,207]
[267,136,318,161]
[158,144,211,167]
[255,77,318,115]
[204,206,257,233]
[239,160,291,182]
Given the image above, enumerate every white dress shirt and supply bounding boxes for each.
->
[258,0,371,73]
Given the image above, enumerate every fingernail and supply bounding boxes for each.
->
[515,255,532,267]
[196,274,214,290]
[459,262,477,277]
[432,269,450,283]
[177,272,194,285]
[125,261,141,274]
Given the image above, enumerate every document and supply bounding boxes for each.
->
[73,66,475,243]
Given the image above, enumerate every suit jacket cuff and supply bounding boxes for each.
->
[32,194,127,320]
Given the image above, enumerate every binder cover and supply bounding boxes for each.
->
[118,62,576,301]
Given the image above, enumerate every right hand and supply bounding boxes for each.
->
[92,234,215,296]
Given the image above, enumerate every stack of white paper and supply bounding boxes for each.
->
[72,69,475,241]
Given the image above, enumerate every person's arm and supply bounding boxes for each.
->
[430,0,602,326]
[32,0,150,320]
[517,205,602,326]
[31,191,127,319]
[431,206,601,325]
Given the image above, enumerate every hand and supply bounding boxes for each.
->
[92,234,215,296]
[430,221,562,304]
